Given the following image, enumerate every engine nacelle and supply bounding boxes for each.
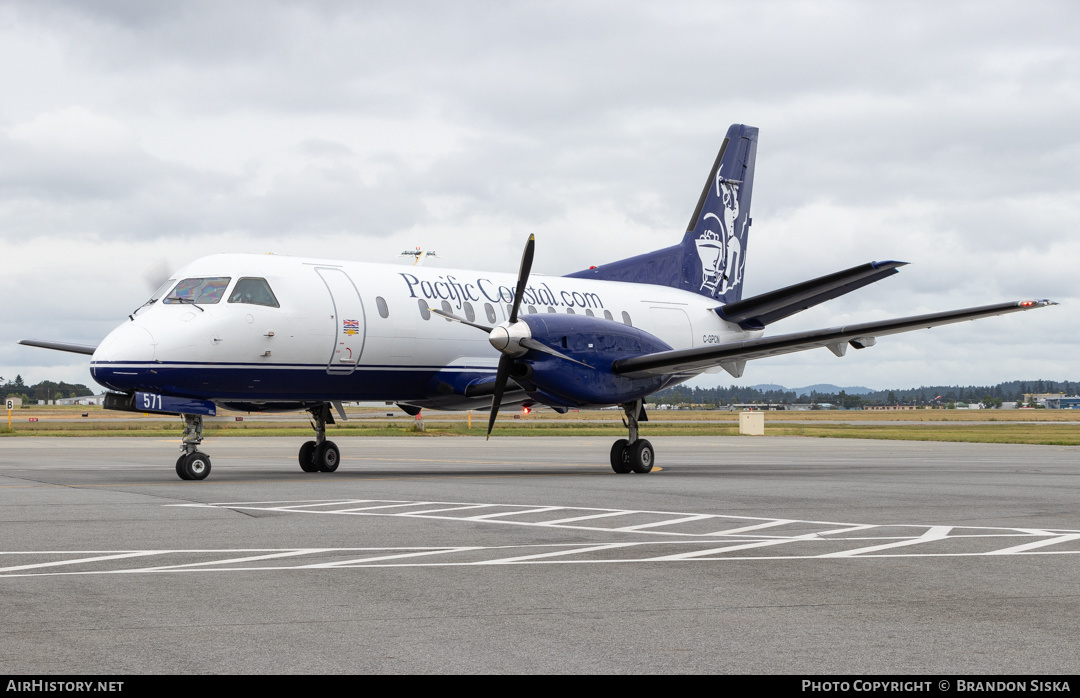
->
[513,314,672,407]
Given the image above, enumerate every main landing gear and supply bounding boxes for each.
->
[176,414,211,480]
[299,403,340,473]
[610,399,654,474]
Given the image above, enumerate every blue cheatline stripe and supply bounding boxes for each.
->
[91,364,499,403]
[91,361,498,371]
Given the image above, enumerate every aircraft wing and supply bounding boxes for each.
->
[613,300,1055,378]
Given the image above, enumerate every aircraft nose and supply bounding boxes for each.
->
[93,324,156,362]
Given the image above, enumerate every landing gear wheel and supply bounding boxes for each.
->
[629,439,654,474]
[610,439,631,474]
[298,440,318,472]
[176,454,190,480]
[315,441,340,473]
[178,451,211,481]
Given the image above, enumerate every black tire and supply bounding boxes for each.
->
[298,440,318,472]
[610,439,631,474]
[630,439,654,474]
[176,454,190,480]
[315,441,340,473]
[179,451,212,480]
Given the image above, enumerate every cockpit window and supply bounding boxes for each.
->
[164,277,231,305]
[228,278,280,308]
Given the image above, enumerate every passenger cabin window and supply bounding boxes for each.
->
[227,278,280,308]
[464,302,476,322]
[484,303,496,323]
[527,305,537,315]
[622,311,632,326]
[165,277,231,305]
[585,308,595,317]
[376,296,389,318]
[566,307,575,315]
[603,310,613,321]
[418,299,431,320]
[441,300,453,319]
[505,304,513,319]
[547,307,556,314]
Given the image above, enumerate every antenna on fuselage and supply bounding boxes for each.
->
[399,247,439,266]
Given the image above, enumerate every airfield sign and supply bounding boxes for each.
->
[5,397,20,428]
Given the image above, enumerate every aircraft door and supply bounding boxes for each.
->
[648,306,693,349]
[316,267,366,375]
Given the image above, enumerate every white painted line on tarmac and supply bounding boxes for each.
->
[810,525,879,537]
[985,534,1080,555]
[330,502,437,513]
[400,504,499,516]
[465,506,564,520]
[484,543,642,564]
[266,499,378,510]
[137,549,336,571]
[645,538,812,560]
[537,510,637,525]
[701,519,796,536]
[611,514,715,532]
[3,538,1080,578]
[0,551,166,573]
[820,526,953,557]
[300,547,483,567]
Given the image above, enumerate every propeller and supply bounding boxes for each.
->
[140,256,173,293]
[431,235,591,439]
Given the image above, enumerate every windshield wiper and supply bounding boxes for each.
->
[165,296,205,312]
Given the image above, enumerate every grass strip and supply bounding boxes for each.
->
[3,421,1080,445]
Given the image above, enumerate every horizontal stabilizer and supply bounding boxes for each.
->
[716,261,906,330]
[19,339,98,355]
[614,299,1056,377]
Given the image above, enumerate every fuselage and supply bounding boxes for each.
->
[90,253,761,410]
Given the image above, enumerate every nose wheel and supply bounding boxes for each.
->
[175,414,211,480]
[176,451,212,480]
[610,400,654,474]
[298,404,342,473]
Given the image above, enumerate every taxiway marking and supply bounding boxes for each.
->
[3,499,1076,578]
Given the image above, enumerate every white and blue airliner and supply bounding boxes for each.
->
[21,124,1054,480]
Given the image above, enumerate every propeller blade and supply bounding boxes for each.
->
[141,257,172,293]
[430,308,494,332]
[486,354,516,440]
[508,235,535,324]
[519,337,593,368]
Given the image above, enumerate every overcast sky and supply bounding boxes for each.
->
[1,0,1076,393]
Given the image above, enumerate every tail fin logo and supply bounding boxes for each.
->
[695,169,743,295]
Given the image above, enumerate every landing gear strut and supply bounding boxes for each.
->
[176,413,212,481]
[610,399,654,474]
[299,403,340,473]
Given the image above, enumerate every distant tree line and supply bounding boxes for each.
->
[1,375,94,403]
[650,380,1080,409]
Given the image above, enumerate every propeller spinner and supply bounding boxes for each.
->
[429,235,590,439]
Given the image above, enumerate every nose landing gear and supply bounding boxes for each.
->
[610,399,654,474]
[299,403,340,473]
[176,414,211,480]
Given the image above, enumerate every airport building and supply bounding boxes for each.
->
[55,394,107,406]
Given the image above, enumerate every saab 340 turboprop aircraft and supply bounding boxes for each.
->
[21,124,1054,480]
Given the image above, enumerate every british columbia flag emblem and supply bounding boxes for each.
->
[342,319,360,335]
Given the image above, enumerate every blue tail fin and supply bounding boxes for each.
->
[566,124,758,304]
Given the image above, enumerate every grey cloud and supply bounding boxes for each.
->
[2,1,1077,389]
